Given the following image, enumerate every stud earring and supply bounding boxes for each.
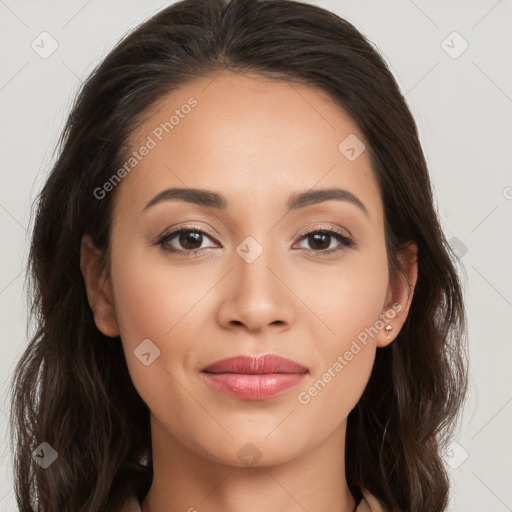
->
[384,324,393,338]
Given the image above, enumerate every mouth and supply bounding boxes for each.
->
[200,354,309,400]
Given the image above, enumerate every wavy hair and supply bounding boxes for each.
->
[9,0,469,510]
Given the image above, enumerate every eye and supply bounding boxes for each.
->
[153,224,355,257]
[153,225,218,256]
[294,227,355,255]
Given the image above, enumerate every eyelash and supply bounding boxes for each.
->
[153,223,355,258]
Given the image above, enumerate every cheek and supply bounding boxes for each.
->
[109,244,210,341]
[293,247,389,421]
[295,243,389,347]
[108,241,212,396]
[109,247,210,431]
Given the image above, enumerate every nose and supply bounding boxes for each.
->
[216,243,295,334]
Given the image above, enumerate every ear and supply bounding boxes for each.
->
[376,242,418,348]
[80,234,120,337]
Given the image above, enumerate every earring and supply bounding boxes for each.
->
[384,324,393,338]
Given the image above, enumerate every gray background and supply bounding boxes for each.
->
[1,0,511,510]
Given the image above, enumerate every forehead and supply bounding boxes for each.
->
[115,71,383,223]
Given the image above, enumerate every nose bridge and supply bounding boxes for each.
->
[234,233,281,298]
[217,230,294,330]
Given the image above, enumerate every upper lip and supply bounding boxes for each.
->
[201,354,309,374]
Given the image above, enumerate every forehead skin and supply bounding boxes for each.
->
[111,71,384,242]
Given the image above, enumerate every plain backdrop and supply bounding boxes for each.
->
[1,1,511,510]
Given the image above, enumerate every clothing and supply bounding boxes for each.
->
[357,489,387,512]
[120,488,386,512]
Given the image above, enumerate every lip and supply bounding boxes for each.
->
[202,354,309,374]
[201,354,309,400]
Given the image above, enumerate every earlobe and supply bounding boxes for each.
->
[80,234,120,338]
[376,242,418,348]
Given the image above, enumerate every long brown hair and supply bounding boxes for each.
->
[9,1,469,510]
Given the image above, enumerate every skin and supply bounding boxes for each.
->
[81,71,418,512]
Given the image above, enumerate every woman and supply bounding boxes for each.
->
[9,0,469,511]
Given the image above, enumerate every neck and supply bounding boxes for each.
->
[141,415,357,512]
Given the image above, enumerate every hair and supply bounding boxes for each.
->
[9,0,469,510]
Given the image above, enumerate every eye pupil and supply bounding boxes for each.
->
[180,231,202,249]
[309,232,330,250]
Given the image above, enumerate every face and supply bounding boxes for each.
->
[82,71,415,468]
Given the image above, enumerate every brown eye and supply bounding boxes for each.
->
[155,226,218,256]
[306,232,331,250]
[177,230,203,250]
[296,228,354,254]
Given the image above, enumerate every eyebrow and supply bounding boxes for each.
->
[143,187,369,216]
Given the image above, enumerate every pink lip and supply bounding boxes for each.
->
[201,354,309,400]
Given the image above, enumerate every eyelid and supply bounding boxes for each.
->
[295,222,353,242]
[151,223,219,246]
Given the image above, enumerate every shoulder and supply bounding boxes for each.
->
[357,488,388,512]
[119,494,141,512]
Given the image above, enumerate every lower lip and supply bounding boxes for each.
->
[202,372,308,400]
